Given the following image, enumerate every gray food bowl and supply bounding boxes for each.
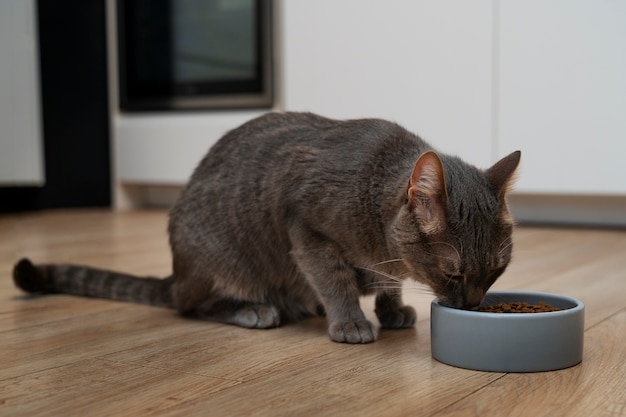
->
[431,291,584,372]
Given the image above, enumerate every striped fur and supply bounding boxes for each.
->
[13,259,173,308]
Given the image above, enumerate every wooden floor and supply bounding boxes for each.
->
[1,210,625,417]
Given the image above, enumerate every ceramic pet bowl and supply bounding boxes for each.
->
[431,291,584,372]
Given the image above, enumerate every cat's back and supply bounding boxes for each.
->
[206,111,417,158]
[182,111,426,199]
[210,112,338,154]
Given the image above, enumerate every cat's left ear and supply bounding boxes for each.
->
[407,151,448,234]
[485,151,521,199]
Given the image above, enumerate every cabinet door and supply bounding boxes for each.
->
[0,0,44,185]
[498,0,626,194]
[282,0,495,167]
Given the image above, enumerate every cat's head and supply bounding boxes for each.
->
[394,150,521,309]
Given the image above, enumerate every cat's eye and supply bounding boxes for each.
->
[445,274,464,282]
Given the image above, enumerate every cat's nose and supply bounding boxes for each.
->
[463,287,484,309]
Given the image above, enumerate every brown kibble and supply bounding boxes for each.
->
[478,301,563,313]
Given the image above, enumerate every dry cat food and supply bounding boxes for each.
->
[478,301,562,313]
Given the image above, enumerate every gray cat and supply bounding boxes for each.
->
[13,112,520,344]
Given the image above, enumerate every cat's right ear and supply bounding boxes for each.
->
[407,151,448,234]
[485,150,521,199]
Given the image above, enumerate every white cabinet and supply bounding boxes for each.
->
[281,0,626,196]
[115,111,266,184]
[0,0,44,185]
[497,0,626,194]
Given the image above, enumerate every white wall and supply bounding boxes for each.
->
[281,0,496,168]
[497,0,626,195]
[0,0,44,186]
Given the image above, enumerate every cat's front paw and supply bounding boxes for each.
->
[328,319,378,344]
[376,305,416,329]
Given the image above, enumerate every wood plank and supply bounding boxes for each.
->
[154,319,505,417]
[99,316,342,383]
[1,304,182,380]
[0,359,240,417]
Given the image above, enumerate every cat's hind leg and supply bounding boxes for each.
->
[170,256,280,329]
[188,298,281,329]
[374,291,416,329]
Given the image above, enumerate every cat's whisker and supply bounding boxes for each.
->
[356,265,405,283]
[482,293,509,306]
[403,284,436,297]
[364,284,406,291]
[428,241,461,260]
[509,248,534,256]
[355,265,418,293]
[422,251,457,262]
[441,273,460,292]
[498,238,514,256]
[370,258,405,267]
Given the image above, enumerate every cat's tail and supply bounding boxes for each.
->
[12,258,174,308]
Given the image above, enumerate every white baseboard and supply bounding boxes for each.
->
[509,194,626,228]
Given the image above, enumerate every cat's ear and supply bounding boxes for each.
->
[486,151,521,199]
[407,151,448,234]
